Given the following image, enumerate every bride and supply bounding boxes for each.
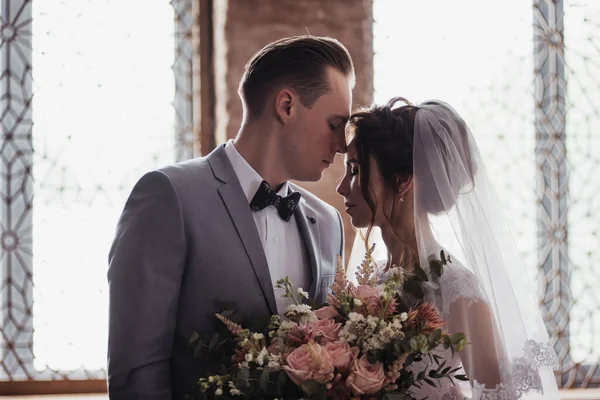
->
[336,98,559,399]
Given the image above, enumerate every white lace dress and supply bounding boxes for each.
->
[377,253,558,400]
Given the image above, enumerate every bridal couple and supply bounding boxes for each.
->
[107,36,559,399]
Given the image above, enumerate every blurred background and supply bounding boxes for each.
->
[0,0,598,397]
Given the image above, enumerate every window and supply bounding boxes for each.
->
[0,0,196,383]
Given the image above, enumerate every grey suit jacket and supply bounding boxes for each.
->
[107,144,344,399]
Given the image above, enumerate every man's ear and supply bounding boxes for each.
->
[274,88,295,124]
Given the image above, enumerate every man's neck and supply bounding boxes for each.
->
[233,124,288,190]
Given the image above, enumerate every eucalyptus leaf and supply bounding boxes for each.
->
[300,380,322,396]
[188,331,200,347]
[413,263,429,282]
[429,259,443,278]
[403,279,424,299]
[208,333,219,352]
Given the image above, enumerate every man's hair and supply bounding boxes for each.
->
[238,35,355,119]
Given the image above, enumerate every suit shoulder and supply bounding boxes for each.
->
[151,156,214,188]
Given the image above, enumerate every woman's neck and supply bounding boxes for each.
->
[380,212,440,271]
[380,222,418,271]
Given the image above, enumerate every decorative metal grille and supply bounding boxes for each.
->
[0,0,194,381]
[374,0,600,389]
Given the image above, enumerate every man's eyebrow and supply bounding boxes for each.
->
[330,113,350,122]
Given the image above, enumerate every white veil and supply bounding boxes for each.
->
[347,100,559,399]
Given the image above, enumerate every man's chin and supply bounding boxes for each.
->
[294,170,324,183]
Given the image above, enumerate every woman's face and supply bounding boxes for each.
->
[336,139,389,228]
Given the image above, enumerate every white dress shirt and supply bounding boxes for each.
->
[224,140,311,315]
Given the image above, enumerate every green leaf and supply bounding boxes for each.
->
[367,350,380,364]
[413,263,429,282]
[429,260,443,278]
[188,331,200,347]
[234,368,250,389]
[208,333,219,352]
[450,332,466,345]
[410,337,419,351]
[443,336,451,349]
[403,279,424,299]
[276,371,288,395]
[259,369,270,391]
[440,250,447,264]
[436,360,447,373]
[300,380,322,396]
[428,329,442,344]
[455,374,469,381]
[423,377,436,387]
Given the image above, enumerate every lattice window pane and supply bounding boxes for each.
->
[564,1,600,365]
[30,0,178,375]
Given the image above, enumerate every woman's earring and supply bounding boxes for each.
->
[397,192,405,203]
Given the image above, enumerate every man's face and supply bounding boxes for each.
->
[283,67,352,182]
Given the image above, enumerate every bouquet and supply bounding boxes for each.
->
[189,246,468,399]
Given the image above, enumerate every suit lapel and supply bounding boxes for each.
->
[294,195,322,301]
[208,146,277,315]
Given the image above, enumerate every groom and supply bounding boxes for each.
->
[107,35,355,399]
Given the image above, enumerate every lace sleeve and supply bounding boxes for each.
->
[439,265,558,400]
[437,264,489,316]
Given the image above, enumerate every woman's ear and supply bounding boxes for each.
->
[396,175,414,197]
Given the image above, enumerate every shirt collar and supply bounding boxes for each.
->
[223,139,289,202]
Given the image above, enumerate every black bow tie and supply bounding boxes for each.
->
[249,180,302,222]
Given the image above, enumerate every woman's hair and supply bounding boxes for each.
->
[347,97,476,246]
[347,97,419,244]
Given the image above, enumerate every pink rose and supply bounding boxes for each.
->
[283,343,334,385]
[346,354,386,395]
[352,285,381,316]
[324,341,358,372]
[314,305,339,320]
[310,318,342,343]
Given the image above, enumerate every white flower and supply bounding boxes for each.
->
[256,347,268,366]
[245,353,253,363]
[400,312,408,322]
[230,388,242,396]
[284,304,318,324]
[252,333,264,341]
[297,287,309,299]
[353,298,363,307]
[348,312,364,322]
[215,388,223,396]
[285,303,312,313]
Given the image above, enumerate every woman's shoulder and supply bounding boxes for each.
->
[434,252,489,314]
